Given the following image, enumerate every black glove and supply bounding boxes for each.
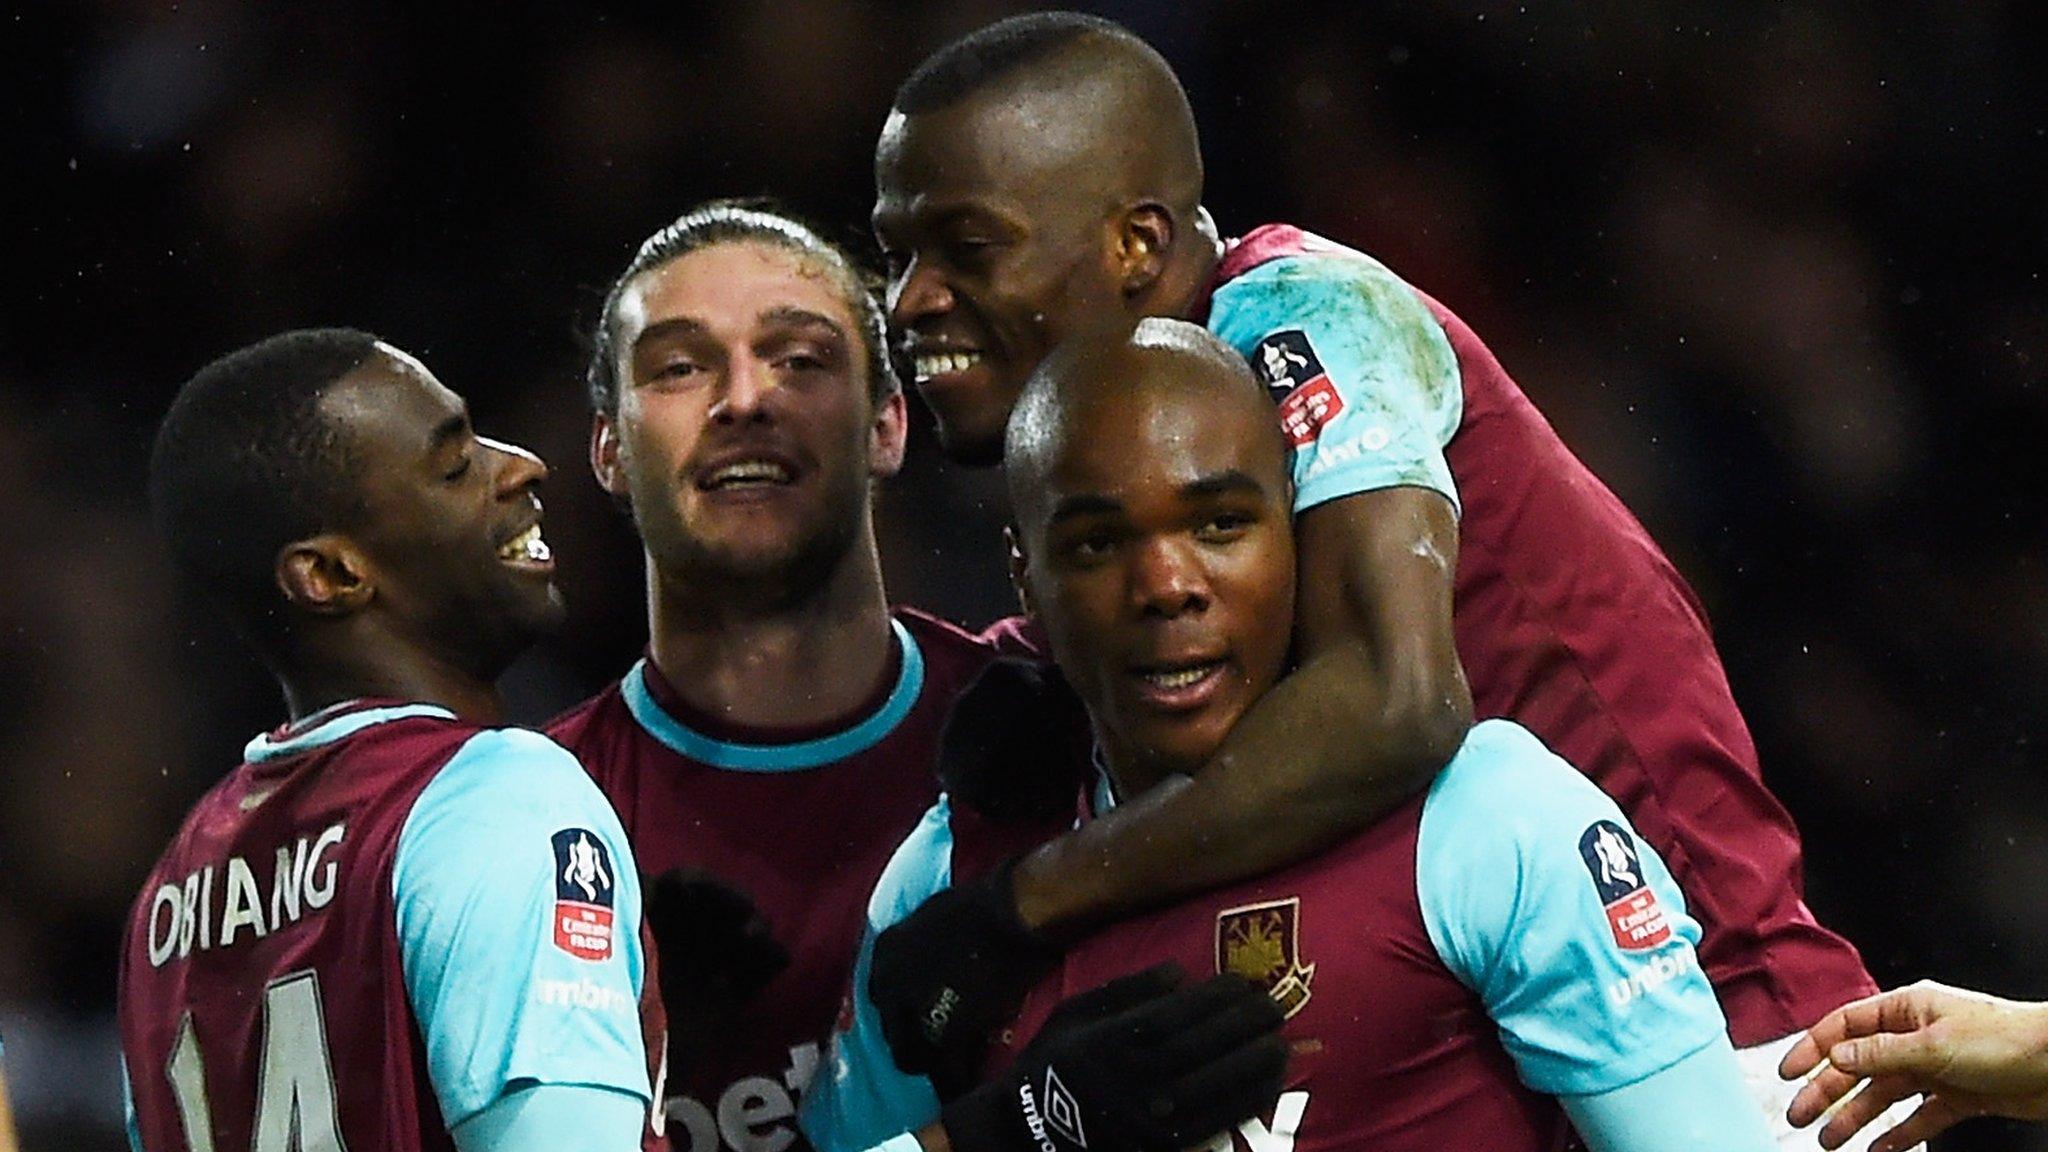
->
[941,964,1289,1152]
[938,657,1093,822]
[872,855,1061,1098]
[644,867,792,1070]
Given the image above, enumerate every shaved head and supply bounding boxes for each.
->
[1007,318,1287,530]
[1001,317,1297,789]
[888,13,1202,219]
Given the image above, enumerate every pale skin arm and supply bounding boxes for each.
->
[1779,980,2048,1151]
[1011,485,1473,933]
[0,1066,18,1152]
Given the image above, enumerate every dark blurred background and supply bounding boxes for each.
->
[4,1,2043,1148]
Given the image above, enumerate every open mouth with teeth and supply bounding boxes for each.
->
[911,350,984,382]
[1142,663,1222,690]
[498,523,552,565]
[1129,658,1230,708]
[699,460,795,490]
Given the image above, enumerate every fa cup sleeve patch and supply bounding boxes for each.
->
[551,828,617,961]
[1578,821,1671,952]
[1251,330,1344,447]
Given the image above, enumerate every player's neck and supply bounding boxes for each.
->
[1096,742,1174,803]
[1147,206,1225,320]
[645,541,896,730]
[281,641,505,726]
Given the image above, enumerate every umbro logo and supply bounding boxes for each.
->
[1043,1067,1085,1149]
[1018,1064,1087,1152]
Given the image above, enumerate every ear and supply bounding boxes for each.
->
[590,413,630,498]
[869,388,909,479]
[276,535,373,617]
[1005,524,1037,620]
[1113,201,1175,300]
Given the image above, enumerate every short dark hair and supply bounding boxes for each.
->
[586,199,893,417]
[149,327,379,646]
[893,11,1133,114]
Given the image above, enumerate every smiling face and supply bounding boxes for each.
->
[325,344,564,675]
[1010,337,1296,790]
[873,96,1130,466]
[592,240,907,595]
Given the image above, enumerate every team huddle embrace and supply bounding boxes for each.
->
[118,13,1937,1152]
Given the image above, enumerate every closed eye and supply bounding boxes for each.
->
[1060,531,1121,564]
[1197,512,1255,538]
[945,237,999,267]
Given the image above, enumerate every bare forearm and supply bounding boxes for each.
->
[1011,487,1471,937]
[913,1122,951,1152]
[1012,640,1465,934]
[0,1068,17,1152]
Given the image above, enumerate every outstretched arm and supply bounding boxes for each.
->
[1779,981,2048,1151]
[1009,483,1469,931]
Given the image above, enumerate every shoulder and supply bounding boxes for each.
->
[128,770,242,914]
[1425,717,1662,889]
[1422,719,1613,837]
[869,797,956,929]
[541,682,628,748]
[1208,235,1459,423]
[893,605,1000,669]
[1213,247,1439,344]
[1215,223,1355,280]
[974,615,1044,658]
[1414,719,1627,966]
[392,727,637,949]
[445,726,590,786]
[402,727,620,849]
[1216,227,1422,307]
[892,604,986,649]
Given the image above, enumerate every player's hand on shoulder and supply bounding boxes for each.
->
[937,657,1091,821]
[645,867,791,1070]
[877,658,1086,1094]
[871,856,1061,1098]
[1781,980,2048,1151]
[939,964,1287,1152]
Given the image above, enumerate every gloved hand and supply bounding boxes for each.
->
[936,657,1092,822]
[645,867,791,1070]
[940,964,1289,1152]
[873,658,1091,1092]
[872,856,1061,1098]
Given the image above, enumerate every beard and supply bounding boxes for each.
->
[635,468,871,611]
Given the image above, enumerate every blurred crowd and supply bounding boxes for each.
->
[5,2,2043,1147]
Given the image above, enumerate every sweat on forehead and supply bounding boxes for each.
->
[1005,318,1281,502]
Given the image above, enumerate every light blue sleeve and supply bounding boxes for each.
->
[123,1061,143,1152]
[800,798,954,1152]
[1208,252,1464,516]
[1417,719,1728,1097]
[1561,1036,1775,1151]
[449,1082,646,1152]
[395,728,650,1128]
